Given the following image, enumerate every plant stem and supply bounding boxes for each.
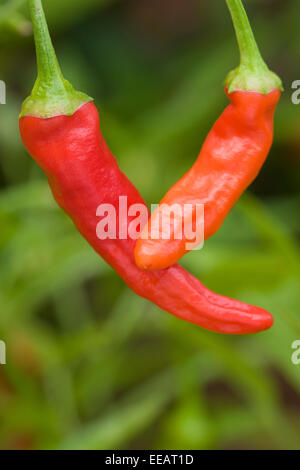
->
[29,0,65,92]
[225,0,283,94]
[226,0,265,70]
[20,0,92,118]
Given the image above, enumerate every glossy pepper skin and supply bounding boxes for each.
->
[135,88,281,270]
[20,102,273,334]
[19,0,274,335]
[135,0,283,271]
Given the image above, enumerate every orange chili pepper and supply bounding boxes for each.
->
[135,0,282,271]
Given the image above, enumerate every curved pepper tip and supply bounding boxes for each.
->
[135,239,177,271]
[134,245,154,271]
[211,305,274,335]
[244,307,274,335]
[255,311,274,333]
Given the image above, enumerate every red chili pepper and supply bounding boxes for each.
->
[135,0,282,271]
[19,0,273,335]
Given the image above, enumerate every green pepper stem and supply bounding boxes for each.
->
[20,0,92,118]
[226,0,264,69]
[225,0,283,94]
[29,0,65,92]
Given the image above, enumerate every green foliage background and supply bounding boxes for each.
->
[0,0,299,450]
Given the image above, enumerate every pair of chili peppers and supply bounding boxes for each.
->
[19,0,282,335]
